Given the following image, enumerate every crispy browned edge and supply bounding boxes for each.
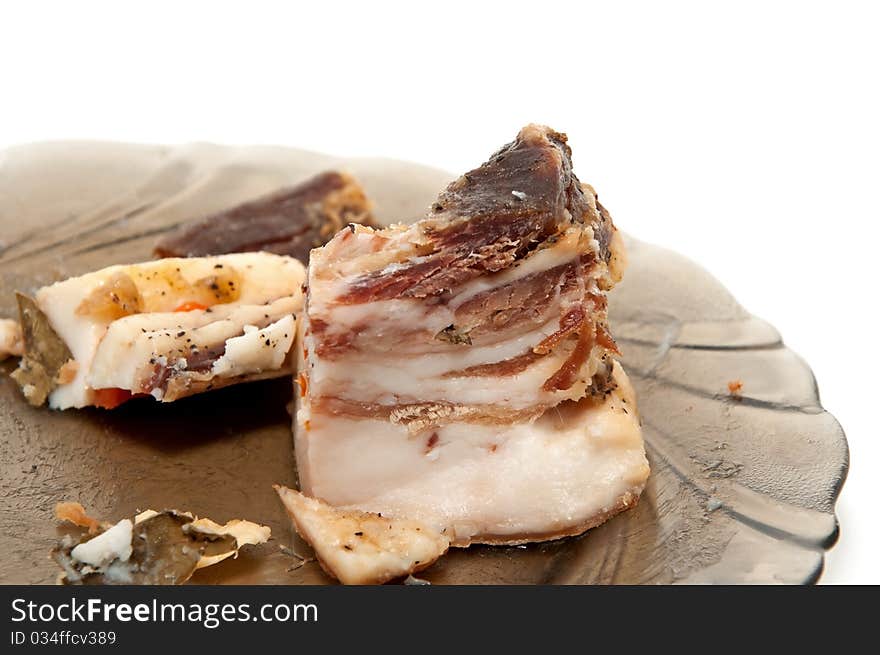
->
[161,363,295,402]
[274,485,451,585]
[311,547,449,586]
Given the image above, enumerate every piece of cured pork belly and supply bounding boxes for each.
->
[154,171,375,264]
[12,252,304,409]
[296,125,649,546]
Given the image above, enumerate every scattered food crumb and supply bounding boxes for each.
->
[727,379,744,396]
[275,486,450,585]
[404,574,431,585]
[52,503,270,584]
[55,501,105,534]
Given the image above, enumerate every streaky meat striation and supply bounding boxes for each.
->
[154,171,375,264]
[295,124,648,549]
[307,124,624,408]
[337,127,615,305]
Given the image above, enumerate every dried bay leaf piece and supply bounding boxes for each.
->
[11,292,74,405]
[52,505,270,585]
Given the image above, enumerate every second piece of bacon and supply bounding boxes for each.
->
[154,171,375,264]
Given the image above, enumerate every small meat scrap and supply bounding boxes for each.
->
[0,318,23,360]
[55,501,105,535]
[10,252,305,410]
[274,485,449,585]
[154,171,375,264]
[53,502,270,585]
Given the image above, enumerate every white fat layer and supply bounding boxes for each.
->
[447,228,587,309]
[0,318,23,359]
[297,363,649,542]
[70,519,133,567]
[307,229,588,343]
[211,314,295,378]
[313,297,455,342]
[37,289,108,409]
[313,321,553,375]
[37,253,304,408]
[309,338,599,409]
[310,223,423,280]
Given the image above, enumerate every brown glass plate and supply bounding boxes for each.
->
[0,142,848,584]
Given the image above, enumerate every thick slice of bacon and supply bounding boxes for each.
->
[294,125,647,547]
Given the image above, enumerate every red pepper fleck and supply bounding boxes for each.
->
[174,301,209,312]
[92,387,133,409]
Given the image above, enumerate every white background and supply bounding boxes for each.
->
[1,1,877,583]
